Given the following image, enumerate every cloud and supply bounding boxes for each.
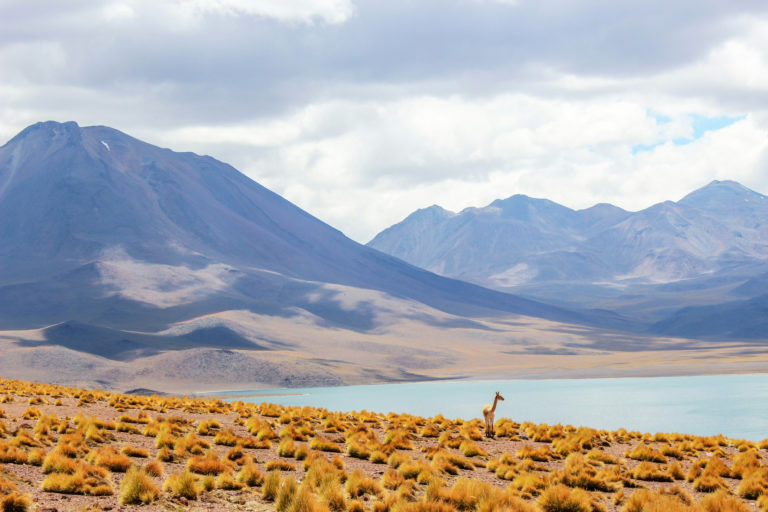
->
[180,0,355,24]
[150,94,768,242]
[1,1,768,242]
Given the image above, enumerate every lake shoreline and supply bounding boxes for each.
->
[201,373,768,440]
[194,366,768,397]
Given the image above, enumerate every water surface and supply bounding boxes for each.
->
[217,373,768,440]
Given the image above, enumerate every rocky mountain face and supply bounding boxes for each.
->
[368,180,768,332]
[0,121,643,390]
[0,121,631,330]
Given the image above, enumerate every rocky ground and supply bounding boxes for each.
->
[0,377,764,511]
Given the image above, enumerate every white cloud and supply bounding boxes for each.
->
[152,93,768,242]
[2,1,768,245]
[101,3,136,22]
[177,0,354,25]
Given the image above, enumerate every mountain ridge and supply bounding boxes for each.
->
[1,120,676,391]
[368,179,768,334]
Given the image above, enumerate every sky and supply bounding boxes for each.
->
[1,1,768,243]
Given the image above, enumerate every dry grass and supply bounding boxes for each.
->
[120,445,149,458]
[0,492,33,512]
[626,444,667,463]
[187,449,232,475]
[266,460,297,472]
[630,461,674,482]
[1,376,768,512]
[143,459,164,478]
[40,463,114,496]
[119,465,160,505]
[86,446,132,472]
[537,483,594,512]
[163,469,199,500]
[275,475,298,512]
[309,436,342,453]
[237,461,265,487]
[346,469,383,498]
[263,469,281,501]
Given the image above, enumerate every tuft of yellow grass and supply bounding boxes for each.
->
[263,469,281,501]
[121,445,149,458]
[40,463,114,496]
[143,459,164,478]
[275,475,298,512]
[630,461,674,482]
[266,460,297,472]
[86,446,132,472]
[346,469,383,498]
[163,469,199,500]
[237,462,265,487]
[0,491,33,512]
[119,465,160,505]
[537,484,593,512]
[738,468,768,500]
[309,436,342,453]
[626,444,667,463]
[699,489,751,512]
[187,449,232,475]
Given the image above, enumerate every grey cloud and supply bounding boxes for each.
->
[2,0,767,122]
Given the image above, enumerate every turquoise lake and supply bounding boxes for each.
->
[217,373,768,440]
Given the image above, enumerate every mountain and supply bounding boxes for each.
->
[368,180,768,325]
[0,121,660,392]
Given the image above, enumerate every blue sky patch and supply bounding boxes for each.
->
[632,113,744,154]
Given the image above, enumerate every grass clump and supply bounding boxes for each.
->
[278,438,297,458]
[275,476,298,512]
[237,462,265,487]
[163,469,199,500]
[86,446,132,472]
[738,468,768,500]
[346,469,383,498]
[459,439,487,458]
[622,488,694,512]
[187,449,231,475]
[41,464,114,496]
[121,445,149,458]
[630,461,674,482]
[216,472,245,491]
[213,428,239,446]
[144,459,164,478]
[0,492,33,512]
[263,469,281,501]
[626,444,667,463]
[266,460,297,472]
[537,484,594,512]
[309,436,342,453]
[318,473,346,512]
[699,490,751,512]
[557,453,621,492]
[119,465,160,505]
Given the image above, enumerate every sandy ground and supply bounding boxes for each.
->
[4,300,768,394]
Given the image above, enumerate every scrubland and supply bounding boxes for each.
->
[0,378,765,511]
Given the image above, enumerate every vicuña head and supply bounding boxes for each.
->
[495,391,504,401]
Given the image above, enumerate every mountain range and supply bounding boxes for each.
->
[368,180,768,334]
[1,121,766,392]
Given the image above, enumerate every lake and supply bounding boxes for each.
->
[215,373,768,440]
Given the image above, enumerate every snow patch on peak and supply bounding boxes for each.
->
[100,140,110,151]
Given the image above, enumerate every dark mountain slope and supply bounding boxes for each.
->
[0,121,630,339]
